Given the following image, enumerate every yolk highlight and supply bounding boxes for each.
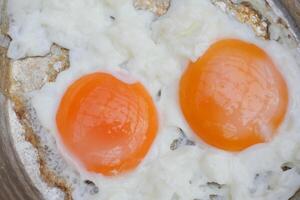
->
[179,39,288,151]
[56,72,158,176]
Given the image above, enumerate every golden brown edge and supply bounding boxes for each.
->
[7,52,73,199]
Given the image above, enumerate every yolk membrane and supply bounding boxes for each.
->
[179,39,288,151]
[56,72,158,176]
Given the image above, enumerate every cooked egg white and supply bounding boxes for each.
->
[7,0,300,200]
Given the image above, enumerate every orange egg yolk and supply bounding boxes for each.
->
[56,72,158,176]
[179,39,288,151]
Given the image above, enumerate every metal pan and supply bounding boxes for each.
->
[0,0,300,199]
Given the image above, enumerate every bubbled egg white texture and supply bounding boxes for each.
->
[7,0,300,200]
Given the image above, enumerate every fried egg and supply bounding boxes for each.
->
[7,0,300,200]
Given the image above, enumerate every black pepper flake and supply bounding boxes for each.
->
[170,138,181,150]
[84,180,95,185]
[207,182,223,189]
[156,89,162,100]
[170,127,195,150]
[85,180,99,195]
[177,127,185,136]
[281,163,293,172]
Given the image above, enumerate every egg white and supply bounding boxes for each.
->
[8,0,300,200]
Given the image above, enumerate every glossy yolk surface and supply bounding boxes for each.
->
[56,72,158,176]
[179,39,288,151]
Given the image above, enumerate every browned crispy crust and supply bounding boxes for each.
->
[235,2,270,39]
[12,92,72,199]
[0,47,10,96]
[212,0,270,39]
[7,45,73,200]
[0,0,8,35]
[133,0,170,16]
[11,95,73,200]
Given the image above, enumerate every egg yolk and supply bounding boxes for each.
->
[56,72,158,176]
[179,39,288,151]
